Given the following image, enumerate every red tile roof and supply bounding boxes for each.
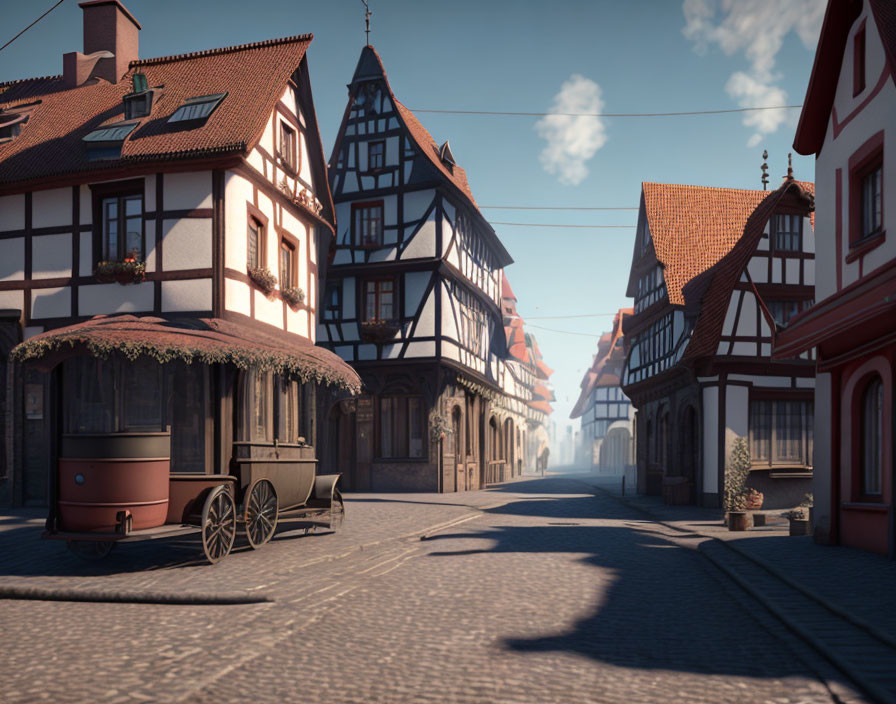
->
[681,179,815,361]
[501,272,517,301]
[0,34,318,194]
[642,182,771,305]
[342,46,512,267]
[570,308,632,419]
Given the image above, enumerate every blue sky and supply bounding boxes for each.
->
[0,0,825,426]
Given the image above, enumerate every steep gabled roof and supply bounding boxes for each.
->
[641,182,771,305]
[681,179,815,361]
[570,308,632,419]
[794,0,894,155]
[337,45,512,267]
[0,35,318,196]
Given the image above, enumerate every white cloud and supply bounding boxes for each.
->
[535,74,607,186]
[682,0,825,146]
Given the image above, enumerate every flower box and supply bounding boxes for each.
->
[281,286,305,308]
[94,256,146,285]
[248,267,277,295]
[359,319,399,342]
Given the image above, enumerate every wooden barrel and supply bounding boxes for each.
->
[58,433,170,533]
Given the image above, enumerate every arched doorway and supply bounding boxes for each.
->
[325,401,358,490]
[487,416,500,484]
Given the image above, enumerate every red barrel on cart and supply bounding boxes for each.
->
[58,433,171,532]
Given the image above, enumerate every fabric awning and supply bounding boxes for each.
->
[11,314,361,394]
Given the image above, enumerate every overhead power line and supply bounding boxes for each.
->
[491,221,635,229]
[481,205,638,211]
[524,323,604,338]
[409,105,802,118]
[525,313,619,320]
[0,0,65,53]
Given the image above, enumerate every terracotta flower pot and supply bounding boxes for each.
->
[744,491,764,510]
[728,511,750,531]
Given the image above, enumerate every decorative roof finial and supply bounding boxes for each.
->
[361,0,371,45]
[786,152,794,181]
[761,149,769,191]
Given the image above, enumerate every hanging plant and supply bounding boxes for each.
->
[94,252,146,285]
[281,286,305,308]
[359,318,399,342]
[429,413,453,442]
[248,267,277,295]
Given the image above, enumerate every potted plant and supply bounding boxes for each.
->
[359,318,400,342]
[802,493,814,532]
[94,251,146,285]
[248,267,277,295]
[281,286,305,308]
[785,508,810,536]
[744,487,764,510]
[724,437,752,531]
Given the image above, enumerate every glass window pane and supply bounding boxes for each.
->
[64,357,114,433]
[125,217,142,258]
[168,361,207,473]
[252,372,270,442]
[125,196,141,216]
[122,357,163,431]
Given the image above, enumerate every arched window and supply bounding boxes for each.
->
[861,377,883,496]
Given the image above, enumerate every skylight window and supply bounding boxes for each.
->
[83,122,139,143]
[168,93,227,123]
[0,112,29,143]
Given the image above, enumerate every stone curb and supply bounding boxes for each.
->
[577,479,892,704]
[0,584,272,605]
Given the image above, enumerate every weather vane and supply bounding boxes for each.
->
[761,149,769,191]
[361,0,371,45]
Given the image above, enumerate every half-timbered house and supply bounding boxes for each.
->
[0,1,359,507]
[621,177,816,508]
[501,273,553,475]
[318,45,518,492]
[774,0,896,556]
[571,308,635,474]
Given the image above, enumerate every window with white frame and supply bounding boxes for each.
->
[749,399,814,467]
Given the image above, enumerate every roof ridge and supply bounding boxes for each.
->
[642,181,769,195]
[0,74,61,91]
[131,33,313,67]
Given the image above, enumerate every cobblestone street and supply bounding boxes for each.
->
[0,476,872,703]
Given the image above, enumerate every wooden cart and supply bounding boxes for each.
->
[44,433,344,564]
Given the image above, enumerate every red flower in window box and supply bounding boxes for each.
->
[94,254,146,285]
[359,318,400,342]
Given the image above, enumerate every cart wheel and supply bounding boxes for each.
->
[67,540,115,561]
[245,479,278,549]
[201,485,236,564]
[330,489,345,531]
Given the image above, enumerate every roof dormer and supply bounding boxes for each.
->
[0,103,38,144]
[439,140,456,167]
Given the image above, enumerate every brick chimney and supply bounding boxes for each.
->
[66,0,141,86]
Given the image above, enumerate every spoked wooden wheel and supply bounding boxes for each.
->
[245,479,278,549]
[67,540,115,561]
[330,489,345,531]
[201,485,236,564]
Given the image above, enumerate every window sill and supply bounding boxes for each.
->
[845,230,886,263]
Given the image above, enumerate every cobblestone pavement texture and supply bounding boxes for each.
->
[0,474,872,703]
[570,471,896,643]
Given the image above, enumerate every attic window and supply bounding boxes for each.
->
[0,112,29,143]
[124,90,154,120]
[83,122,139,143]
[168,93,227,123]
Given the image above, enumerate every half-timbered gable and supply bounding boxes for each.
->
[621,178,816,508]
[0,1,353,508]
[321,46,511,381]
[777,0,896,556]
[571,309,634,472]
